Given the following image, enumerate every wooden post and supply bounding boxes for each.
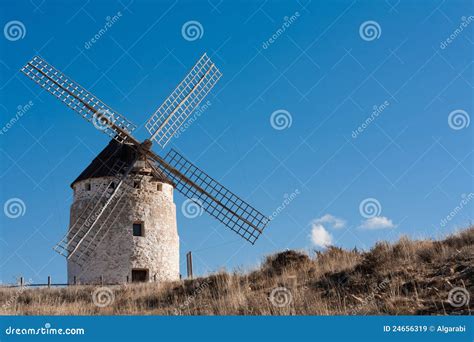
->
[47,276,51,288]
[19,277,24,287]
[100,276,104,285]
[73,276,77,285]
[126,275,129,283]
[186,251,193,279]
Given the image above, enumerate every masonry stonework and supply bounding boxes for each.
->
[67,173,179,284]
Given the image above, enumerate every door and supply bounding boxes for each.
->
[131,269,148,282]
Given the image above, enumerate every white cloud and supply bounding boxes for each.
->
[312,214,346,229]
[311,224,333,247]
[359,216,395,230]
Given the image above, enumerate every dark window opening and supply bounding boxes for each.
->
[157,183,163,191]
[109,182,115,189]
[133,222,143,236]
[132,269,148,283]
[85,183,91,191]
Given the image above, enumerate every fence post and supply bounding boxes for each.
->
[73,276,77,285]
[100,276,104,285]
[126,275,129,283]
[47,276,51,288]
[19,277,24,287]
[186,251,193,278]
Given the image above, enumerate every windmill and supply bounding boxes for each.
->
[21,54,269,284]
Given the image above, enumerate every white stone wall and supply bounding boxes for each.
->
[67,175,179,284]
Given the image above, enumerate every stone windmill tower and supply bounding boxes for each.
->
[21,54,269,284]
[68,140,179,284]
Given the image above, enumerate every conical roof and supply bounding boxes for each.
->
[71,139,172,187]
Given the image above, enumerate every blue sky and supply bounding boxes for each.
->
[0,0,472,284]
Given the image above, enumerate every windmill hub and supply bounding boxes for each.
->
[140,139,153,151]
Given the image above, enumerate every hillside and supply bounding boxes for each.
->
[1,227,472,315]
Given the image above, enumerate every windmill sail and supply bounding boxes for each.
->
[21,56,137,143]
[145,53,222,148]
[53,159,135,263]
[150,149,269,244]
[20,52,269,264]
[69,174,145,267]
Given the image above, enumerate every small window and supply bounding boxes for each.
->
[134,181,140,189]
[109,182,115,189]
[85,183,91,191]
[132,269,148,282]
[133,222,143,236]
[157,183,163,191]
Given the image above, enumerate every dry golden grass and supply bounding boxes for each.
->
[1,227,472,315]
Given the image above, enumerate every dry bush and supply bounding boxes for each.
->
[1,227,472,315]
